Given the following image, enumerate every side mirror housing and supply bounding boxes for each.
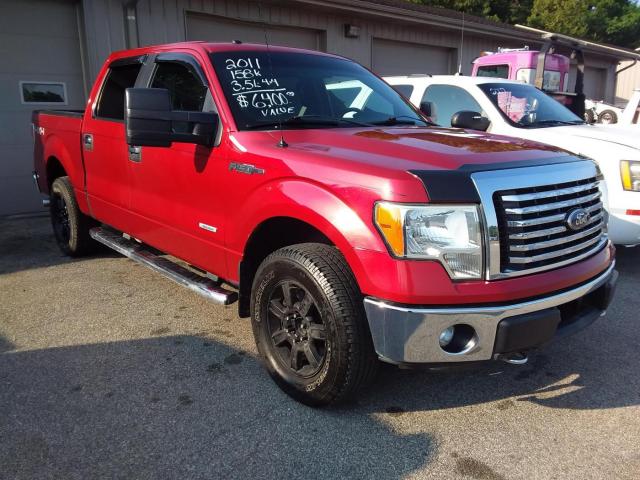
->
[125,88,218,147]
[419,101,433,117]
[450,110,490,131]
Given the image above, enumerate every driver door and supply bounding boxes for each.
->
[127,53,227,275]
[420,84,485,127]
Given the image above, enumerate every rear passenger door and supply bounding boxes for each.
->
[82,56,144,229]
[127,53,228,275]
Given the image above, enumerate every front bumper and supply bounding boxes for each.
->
[609,208,640,246]
[363,262,618,365]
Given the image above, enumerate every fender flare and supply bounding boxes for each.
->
[43,135,83,190]
[230,178,387,291]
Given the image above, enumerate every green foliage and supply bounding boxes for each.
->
[527,0,590,38]
[408,0,640,48]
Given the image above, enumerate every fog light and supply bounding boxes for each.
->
[439,324,478,355]
[439,326,455,347]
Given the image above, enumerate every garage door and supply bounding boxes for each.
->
[584,66,607,101]
[372,38,454,76]
[186,13,323,51]
[0,0,85,215]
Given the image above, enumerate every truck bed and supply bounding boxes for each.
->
[32,110,85,195]
[35,109,84,118]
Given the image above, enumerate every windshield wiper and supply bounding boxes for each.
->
[520,119,585,128]
[369,115,431,126]
[246,115,372,130]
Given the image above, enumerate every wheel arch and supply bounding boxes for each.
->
[46,156,67,189]
[238,216,334,317]
[42,134,83,193]
[231,179,387,318]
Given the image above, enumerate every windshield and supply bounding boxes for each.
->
[477,82,584,128]
[210,51,427,130]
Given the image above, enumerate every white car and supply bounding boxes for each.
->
[385,75,640,245]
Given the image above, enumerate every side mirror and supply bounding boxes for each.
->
[419,101,434,117]
[125,88,218,147]
[450,110,490,131]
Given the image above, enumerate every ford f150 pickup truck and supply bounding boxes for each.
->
[33,42,617,406]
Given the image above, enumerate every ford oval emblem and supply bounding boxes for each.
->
[566,208,591,231]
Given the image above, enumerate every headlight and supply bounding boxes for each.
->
[620,160,640,191]
[374,202,484,279]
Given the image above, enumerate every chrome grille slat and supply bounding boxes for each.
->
[504,191,601,215]
[501,181,599,202]
[509,235,603,264]
[509,224,567,240]
[495,173,606,275]
[506,204,602,228]
[509,221,603,251]
[508,212,604,240]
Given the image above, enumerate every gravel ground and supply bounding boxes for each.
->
[1,215,639,480]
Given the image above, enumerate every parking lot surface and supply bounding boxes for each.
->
[1,215,639,480]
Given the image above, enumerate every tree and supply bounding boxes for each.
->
[408,0,640,48]
[527,0,590,39]
[408,0,533,24]
[584,0,640,48]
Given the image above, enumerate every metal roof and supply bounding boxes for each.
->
[295,0,640,60]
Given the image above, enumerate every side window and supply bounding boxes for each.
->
[391,84,414,98]
[476,65,509,79]
[95,63,142,120]
[421,85,483,127]
[151,61,207,111]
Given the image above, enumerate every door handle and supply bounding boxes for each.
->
[83,134,93,151]
[128,145,142,163]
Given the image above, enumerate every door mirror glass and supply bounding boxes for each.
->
[450,110,490,131]
[125,88,218,147]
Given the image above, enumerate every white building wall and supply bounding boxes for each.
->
[616,60,640,103]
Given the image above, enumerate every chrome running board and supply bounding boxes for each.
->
[90,227,238,305]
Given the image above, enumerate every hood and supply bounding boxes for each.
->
[544,124,640,151]
[236,126,570,173]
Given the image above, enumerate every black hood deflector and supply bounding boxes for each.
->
[409,155,585,203]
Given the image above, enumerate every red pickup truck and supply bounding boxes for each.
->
[33,42,617,406]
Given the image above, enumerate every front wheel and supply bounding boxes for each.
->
[250,243,378,406]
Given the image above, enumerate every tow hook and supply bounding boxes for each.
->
[499,352,529,365]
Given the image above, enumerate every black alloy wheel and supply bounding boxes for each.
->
[51,190,71,245]
[266,280,327,377]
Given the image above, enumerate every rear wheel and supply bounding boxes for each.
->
[50,176,97,257]
[250,243,378,406]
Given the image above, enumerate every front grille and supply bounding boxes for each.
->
[494,176,606,274]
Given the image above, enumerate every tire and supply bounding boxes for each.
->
[584,109,596,124]
[50,176,97,257]
[598,109,618,124]
[250,243,378,406]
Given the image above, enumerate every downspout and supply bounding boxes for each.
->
[123,0,140,49]
[616,59,637,76]
[75,2,90,98]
